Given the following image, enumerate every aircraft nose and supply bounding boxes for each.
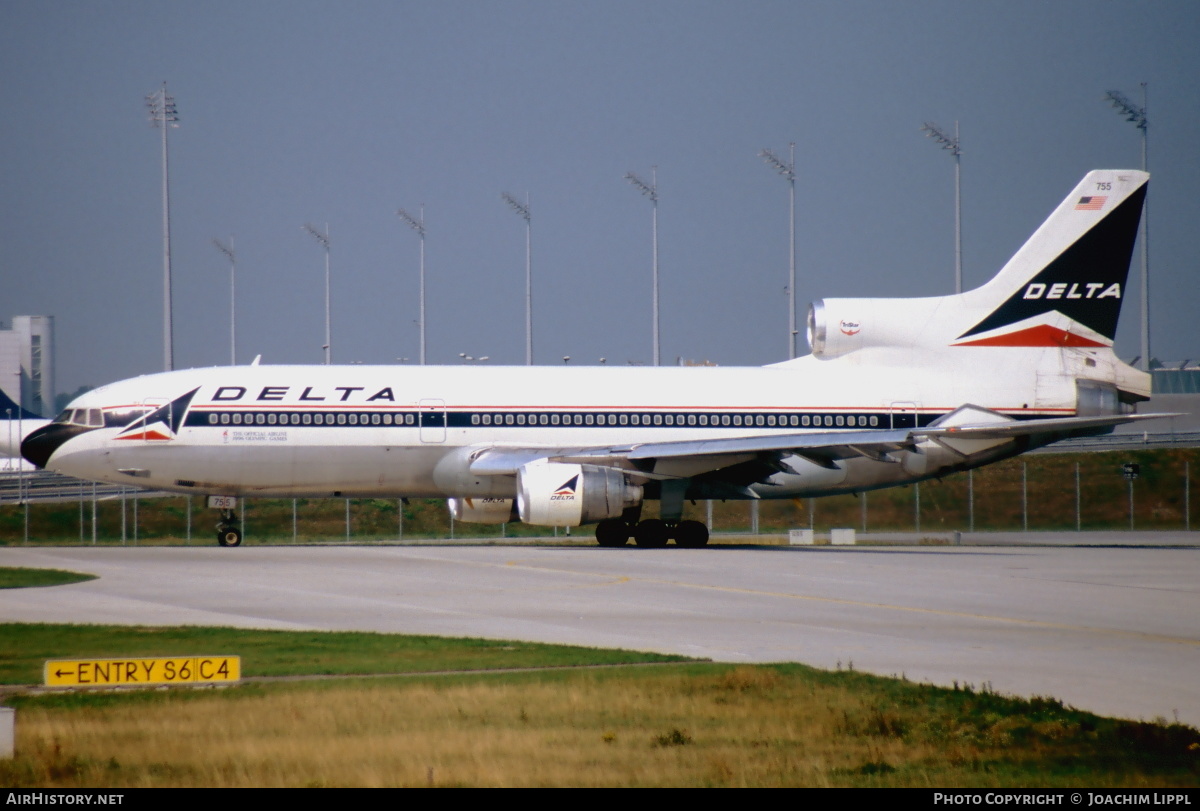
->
[21,423,89,469]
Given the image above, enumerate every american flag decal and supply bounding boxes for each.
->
[1075,196,1107,210]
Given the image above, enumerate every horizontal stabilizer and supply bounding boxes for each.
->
[922,412,1177,440]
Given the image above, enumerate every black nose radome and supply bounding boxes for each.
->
[21,423,91,469]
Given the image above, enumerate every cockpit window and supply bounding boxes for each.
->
[52,408,106,428]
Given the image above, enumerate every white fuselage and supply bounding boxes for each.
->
[39,347,1091,501]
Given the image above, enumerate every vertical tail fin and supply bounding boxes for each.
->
[953,170,1147,348]
[0,386,42,420]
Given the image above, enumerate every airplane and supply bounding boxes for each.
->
[22,169,1165,548]
[0,387,49,466]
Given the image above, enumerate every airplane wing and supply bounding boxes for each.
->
[468,409,1176,485]
[468,427,915,477]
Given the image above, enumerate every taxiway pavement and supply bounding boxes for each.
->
[1,542,1197,726]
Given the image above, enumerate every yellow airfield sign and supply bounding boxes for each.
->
[45,656,241,687]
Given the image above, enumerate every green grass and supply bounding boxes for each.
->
[0,567,95,589]
[0,623,693,686]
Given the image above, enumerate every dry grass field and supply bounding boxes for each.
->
[5,664,1199,788]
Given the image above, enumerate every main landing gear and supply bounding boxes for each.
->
[216,508,242,547]
[596,482,709,548]
[594,518,709,548]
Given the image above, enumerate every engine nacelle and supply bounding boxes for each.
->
[448,497,517,524]
[517,461,643,527]
[807,298,931,359]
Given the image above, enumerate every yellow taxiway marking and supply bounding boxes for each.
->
[46,655,241,687]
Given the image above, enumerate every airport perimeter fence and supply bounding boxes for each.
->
[0,448,1196,545]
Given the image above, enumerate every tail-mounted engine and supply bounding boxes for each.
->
[517,461,643,527]
[807,298,923,359]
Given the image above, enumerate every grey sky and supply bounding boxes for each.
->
[2,0,1196,401]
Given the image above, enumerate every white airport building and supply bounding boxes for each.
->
[0,315,54,418]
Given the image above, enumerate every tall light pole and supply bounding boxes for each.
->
[760,144,798,358]
[625,167,659,366]
[397,207,427,365]
[146,82,179,371]
[303,223,332,365]
[212,237,237,365]
[921,121,962,294]
[502,192,533,365]
[1105,85,1150,371]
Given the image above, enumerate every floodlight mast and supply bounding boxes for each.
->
[212,237,237,366]
[397,206,427,365]
[1105,85,1150,371]
[760,144,798,359]
[303,223,332,365]
[921,121,962,295]
[146,82,179,371]
[502,192,533,365]
[625,167,659,367]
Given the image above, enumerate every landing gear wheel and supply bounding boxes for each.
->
[595,519,630,547]
[674,520,709,548]
[633,519,670,548]
[215,506,242,547]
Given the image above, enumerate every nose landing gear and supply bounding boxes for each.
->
[216,508,242,547]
